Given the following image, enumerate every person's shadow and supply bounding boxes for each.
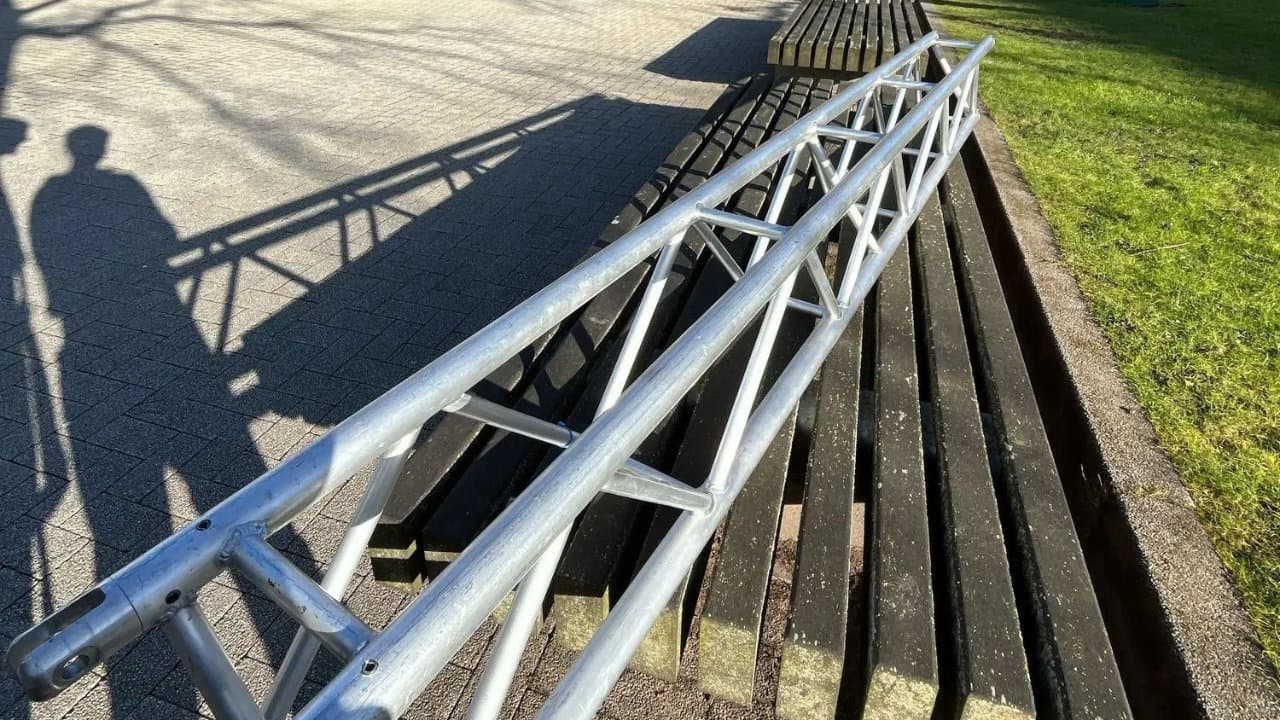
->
[17,126,314,717]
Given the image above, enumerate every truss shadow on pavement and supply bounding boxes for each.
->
[0,93,702,718]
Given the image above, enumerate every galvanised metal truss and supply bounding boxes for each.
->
[7,31,992,720]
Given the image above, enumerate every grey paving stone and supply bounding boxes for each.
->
[87,417,177,460]
[120,696,202,720]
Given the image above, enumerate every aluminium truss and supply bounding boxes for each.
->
[7,31,992,720]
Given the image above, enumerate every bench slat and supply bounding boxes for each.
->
[696,79,840,702]
[878,0,895,65]
[945,162,1133,719]
[629,76,826,682]
[916,192,1035,719]
[889,0,910,58]
[547,73,784,651]
[864,240,938,720]
[783,0,826,67]
[862,1,881,73]
[900,0,925,44]
[828,1,857,72]
[776,232,865,719]
[812,1,836,71]
[696,406,799,703]
[844,0,869,73]
[798,1,837,71]
[769,0,813,65]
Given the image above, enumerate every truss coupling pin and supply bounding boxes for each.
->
[6,579,142,702]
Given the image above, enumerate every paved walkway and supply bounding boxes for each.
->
[0,0,786,717]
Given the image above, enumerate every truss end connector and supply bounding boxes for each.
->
[6,579,143,703]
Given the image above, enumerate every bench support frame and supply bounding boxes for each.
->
[6,32,991,720]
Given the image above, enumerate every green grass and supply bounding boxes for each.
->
[930,0,1280,674]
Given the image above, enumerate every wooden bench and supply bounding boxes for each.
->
[369,11,1135,718]
[768,0,920,78]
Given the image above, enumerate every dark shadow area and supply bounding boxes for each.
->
[646,16,781,82]
[0,86,701,718]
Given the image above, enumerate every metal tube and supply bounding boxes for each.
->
[705,262,804,492]
[693,221,824,317]
[883,78,935,91]
[691,221,744,280]
[464,529,568,720]
[163,604,263,720]
[447,393,575,446]
[599,231,685,407]
[448,391,700,510]
[604,468,713,514]
[837,94,874,175]
[806,137,871,238]
[816,125,881,144]
[746,147,804,268]
[537,136,960,719]
[261,429,419,719]
[227,533,374,660]
[905,108,944,212]
[294,38,992,720]
[695,206,788,239]
[803,251,840,317]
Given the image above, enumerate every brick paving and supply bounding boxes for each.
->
[0,0,788,717]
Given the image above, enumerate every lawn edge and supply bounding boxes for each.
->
[921,4,1280,717]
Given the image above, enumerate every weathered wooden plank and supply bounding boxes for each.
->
[916,192,1034,720]
[861,1,880,73]
[812,1,836,71]
[844,0,869,73]
[864,240,937,720]
[769,0,813,65]
[697,409,799,704]
[798,1,837,71]
[784,0,826,67]
[630,77,827,682]
[945,161,1133,719]
[889,0,910,57]
[775,252,864,719]
[877,0,894,65]
[829,0,860,73]
[548,74,787,652]
[900,0,926,43]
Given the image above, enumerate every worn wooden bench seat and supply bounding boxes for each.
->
[370,12,1134,718]
[769,0,919,78]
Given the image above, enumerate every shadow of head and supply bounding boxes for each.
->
[66,124,108,170]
